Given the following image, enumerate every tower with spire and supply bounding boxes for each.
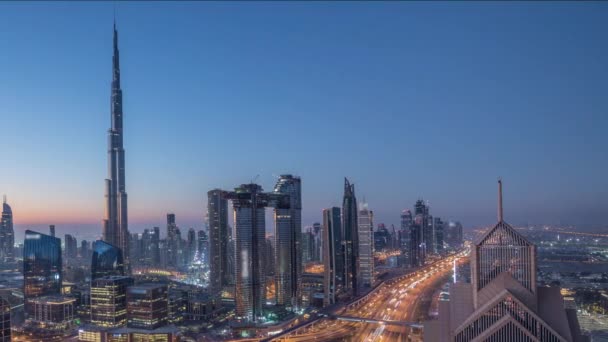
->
[424,180,588,341]
[342,177,359,295]
[102,21,130,271]
[0,195,14,261]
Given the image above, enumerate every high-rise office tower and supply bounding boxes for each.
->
[166,214,178,268]
[273,174,302,309]
[414,199,433,257]
[90,275,133,327]
[127,284,169,330]
[399,209,412,253]
[374,224,390,252]
[197,230,208,260]
[425,180,587,341]
[400,209,413,230]
[264,237,276,278]
[175,227,184,267]
[49,224,55,237]
[433,217,444,253]
[445,221,464,248]
[342,178,359,294]
[410,199,429,266]
[152,227,161,264]
[226,239,236,286]
[0,296,10,342]
[187,228,196,264]
[313,222,322,262]
[80,240,90,260]
[102,23,130,271]
[91,240,125,280]
[357,203,374,289]
[409,221,424,267]
[130,232,144,266]
[302,228,314,263]
[208,189,228,292]
[229,184,267,322]
[322,207,343,306]
[0,196,14,261]
[64,234,78,260]
[23,230,62,317]
[427,214,435,254]
[221,183,289,322]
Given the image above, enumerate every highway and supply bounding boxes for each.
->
[272,250,468,341]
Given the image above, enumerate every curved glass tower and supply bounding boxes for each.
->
[0,197,14,261]
[91,240,125,280]
[23,230,62,317]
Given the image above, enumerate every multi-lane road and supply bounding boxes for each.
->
[273,250,468,341]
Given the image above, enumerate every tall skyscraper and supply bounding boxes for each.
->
[207,189,229,292]
[425,180,587,341]
[433,216,444,254]
[409,221,424,267]
[313,222,322,262]
[342,178,359,294]
[91,240,125,280]
[444,221,464,248]
[23,230,62,317]
[410,199,429,267]
[399,209,412,254]
[64,234,78,260]
[357,203,374,289]
[197,229,208,261]
[322,207,343,306]
[221,183,290,323]
[186,228,196,264]
[0,196,14,261]
[166,213,178,268]
[49,224,55,237]
[102,23,130,271]
[90,275,133,327]
[152,227,161,264]
[228,184,267,322]
[273,174,302,309]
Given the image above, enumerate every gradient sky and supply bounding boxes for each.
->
[1,2,607,241]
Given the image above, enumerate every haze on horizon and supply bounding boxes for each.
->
[1,2,607,240]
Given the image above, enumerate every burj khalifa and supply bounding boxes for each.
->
[102,23,130,270]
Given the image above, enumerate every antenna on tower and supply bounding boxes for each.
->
[251,174,260,184]
[498,177,504,222]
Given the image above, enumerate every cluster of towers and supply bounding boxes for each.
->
[322,178,375,306]
[207,175,302,323]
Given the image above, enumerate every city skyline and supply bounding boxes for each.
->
[2,2,608,237]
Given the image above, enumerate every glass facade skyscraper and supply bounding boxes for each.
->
[91,240,125,280]
[208,189,229,292]
[322,207,343,306]
[23,230,62,317]
[357,203,374,289]
[273,174,302,310]
[342,178,358,294]
[230,184,267,322]
[0,197,14,261]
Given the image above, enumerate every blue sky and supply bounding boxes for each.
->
[1,2,607,240]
